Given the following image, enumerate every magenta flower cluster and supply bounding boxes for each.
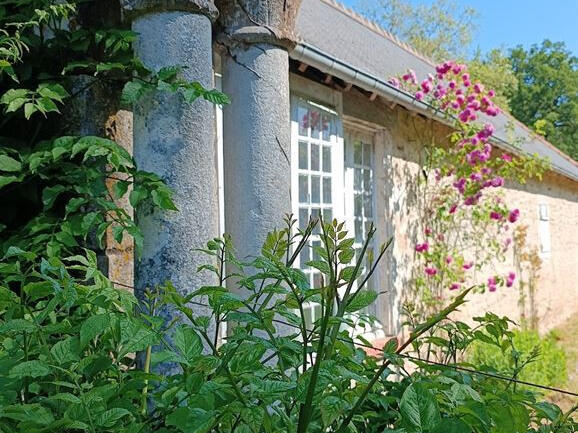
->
[395,60,523,294]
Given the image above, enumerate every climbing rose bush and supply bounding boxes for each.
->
[390,61,547,314]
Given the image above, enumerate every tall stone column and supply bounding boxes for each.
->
[122,0,219,336]
[216,0,302,267]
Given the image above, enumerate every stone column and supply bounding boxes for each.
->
[122,0,219,332]
[216,0,302,267]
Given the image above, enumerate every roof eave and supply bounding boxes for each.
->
[290,42,578,183]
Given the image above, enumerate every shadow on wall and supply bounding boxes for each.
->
[380,125,423,336]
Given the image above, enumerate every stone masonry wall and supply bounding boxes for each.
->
[343,89,578,335]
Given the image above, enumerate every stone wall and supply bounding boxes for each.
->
[343,88,578,335]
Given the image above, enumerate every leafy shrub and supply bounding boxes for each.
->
[469,328,568,389]
[1,218,576,432]
[0,2,575,432]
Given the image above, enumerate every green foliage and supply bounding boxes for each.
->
[359,312,577,433]
[2,217,574,433]
[469,329,568,391]
[468,49,518,112]
[357,0,478,61]
[0,2,574,432]
[0,0,228,257]
[507,40,578,160]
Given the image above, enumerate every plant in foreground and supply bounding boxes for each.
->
[0,216,575,432]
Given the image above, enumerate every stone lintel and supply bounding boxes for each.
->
[122,0,218,21]
[215,0,302,50]
[217,25,296,50]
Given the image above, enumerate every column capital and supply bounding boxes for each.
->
[122,0,218,21]
[215,0,302,49]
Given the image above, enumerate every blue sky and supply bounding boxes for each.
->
[341,0,578,56]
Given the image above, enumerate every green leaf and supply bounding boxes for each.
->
[306,260,331,275]
[345,289,377,313]
[37,96,60,113]
[80,314,110,348]
[47,393,81,404]
[0,175,18,188]
[24,281,54,301]
[0,154,22,172]
[113,179,130,198]
[65,197,87,214]
[3,246,36,260]
[5,97,27,113]
[151,188,178,211]
[37,83,69,102]
[321,396,346,427]
[129,187,148,207]
[157,65,181,81]
[173,326,203,362]
[24,102,37,119]
[0,318,36,334]
[119,320,156,357]
[399,383,441,432]
[51,336,80,364]
[42,185,67,208]
[0,404,55,425]
[431,419,470,433]
[10,360,52,378]
[166,407,216,433]
[121,80,150,104]
[0,88,28,105]
[94,408,131,428]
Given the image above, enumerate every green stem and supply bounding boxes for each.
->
[141,344,152,415]
[335,287,473,433]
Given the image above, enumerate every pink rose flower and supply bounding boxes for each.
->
[508,209,520,223]
[490,211,502,220]
[415,242,429,253]
[425,267,437,276]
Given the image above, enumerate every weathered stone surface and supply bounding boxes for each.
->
[105,109,135,290]
[131,10,219,355]
[215,0,302,48]
[61,76,127,276]
[122,0,218,20]
[342,88,578,335]
[222,44,291,265]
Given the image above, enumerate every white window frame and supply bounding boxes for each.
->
[290,95,344,329]
[343,126,385,338]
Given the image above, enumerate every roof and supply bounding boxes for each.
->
[292,0,578,182]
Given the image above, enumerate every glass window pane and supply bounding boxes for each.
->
[322,146,331,172]
[323,208,333,222]
[364,194,373,217]
[322,177,332,204]
[363,169,372,192]
[311,176,320,203]
[354,140,362,165]
[355,219,363,243]
[311,110,321,139]
[312,208,321,233]
[322,114,330,140]
[299,175,309,203]
[299,141,308,169]
[363,142,372,166]
[354,194,362,217]
[312,241,321,261]
[303,306,313,329]
[313,273,323,289]
[354,168,362,191]
[311,143,320,171]
[299,208,309,230]
[300,245,310,265]
[298,105,309,136]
